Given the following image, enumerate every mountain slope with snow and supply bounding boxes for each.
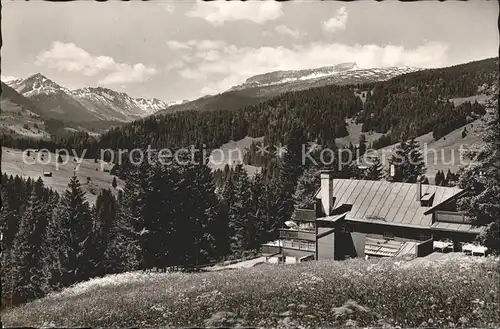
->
[228,62,360,91]
[230,65,421,95]
[160,63,422,114]
[6,74,170,123]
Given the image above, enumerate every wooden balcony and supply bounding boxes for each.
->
[435,211,471,224]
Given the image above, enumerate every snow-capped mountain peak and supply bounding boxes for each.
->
[7,73,70,96]
[136,97,171,113]
[70,86,168,119]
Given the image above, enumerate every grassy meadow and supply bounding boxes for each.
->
[2,253,499,328]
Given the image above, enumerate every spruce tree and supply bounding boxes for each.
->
[445,169,455,186]
[56,175,95,285]
[387,137,427,183]
[104,197,141,274]
[435,170,443,186]
[358,134,367,157]
[228,165,253,255]
[293,167,320,209]
[92,189,117,276]
[11,178,50,304]
[275,125,308,230]
[248,173,265,250]
[457,112,500,253]
[179,160,219,267]
[365,157,384,181]
[257,176,285,242]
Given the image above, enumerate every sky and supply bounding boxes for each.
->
[1,1,498,102]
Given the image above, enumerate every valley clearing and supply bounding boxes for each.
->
[1,147,123,204]
[2,253,498,328]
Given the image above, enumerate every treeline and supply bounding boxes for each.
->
[435,169,459,187]
[2,84,361,159]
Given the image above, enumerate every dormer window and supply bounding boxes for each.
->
[420,193,435,207]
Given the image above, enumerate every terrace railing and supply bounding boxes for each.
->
[279,228,316,241]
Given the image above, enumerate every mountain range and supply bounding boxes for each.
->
[5,73,175,123]
[2,62,421,132]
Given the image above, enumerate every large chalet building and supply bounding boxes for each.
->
[262,170,486,263]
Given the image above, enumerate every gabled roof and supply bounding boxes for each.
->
[315,179,467,229]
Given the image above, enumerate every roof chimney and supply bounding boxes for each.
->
[320,170,333,216]
[390,164,396,177]
[416,175,422,201]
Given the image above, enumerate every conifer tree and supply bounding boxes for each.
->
[248,173,265,250]
[56,175,95,285]
[275,124,308,229]
[293,167,321,209]
[257,176,285,242]
[458,112,500,253]
[358,134,367,157]
[365,157,384,181]
[445,169,455,186]
[179,160,219,266]
[92,189,117,276]
[387,137,427,183]
[11,178,50,304]
[435,170,443,186]
[103,195,141,274]
[228,165,253,255]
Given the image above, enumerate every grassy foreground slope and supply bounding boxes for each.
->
[2,254,498,328]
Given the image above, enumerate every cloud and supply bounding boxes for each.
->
[35,41,157,84]
[35,42,115,76]
[186,1,283,26]
[167,40,191,51]
[167,39,227,51]
[200,86,218,95]
[160,3,175,14]
[323,7,348,33]
[98,63,157,85]
[195,50,221,62]
[274,25,306,38]
[194,40,227,51]
[166,59,187,71]
[1,74,16,82]
[176,41,448,95]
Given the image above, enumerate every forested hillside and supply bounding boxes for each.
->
[359,57,498,144]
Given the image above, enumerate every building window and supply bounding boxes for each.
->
[420,233,432,241]
[383,231,394,240]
